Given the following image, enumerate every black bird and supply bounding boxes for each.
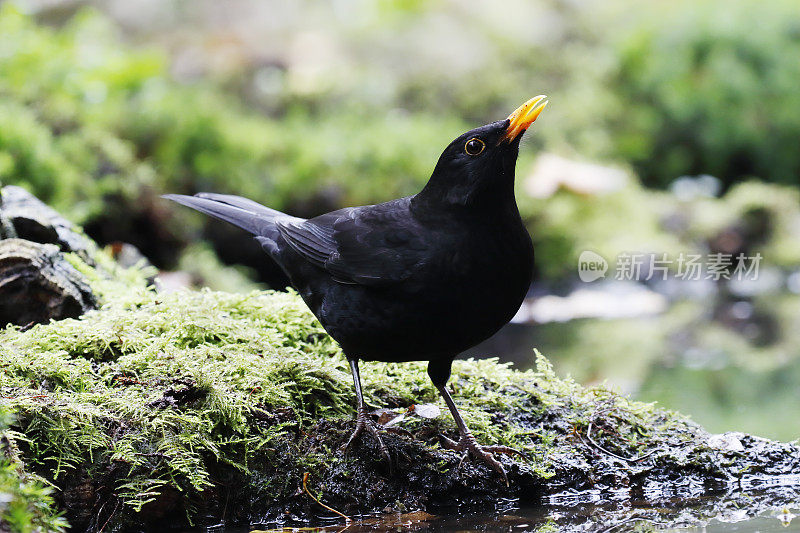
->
[164,95,548,483]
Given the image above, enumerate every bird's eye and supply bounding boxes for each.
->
[464,138,485,156]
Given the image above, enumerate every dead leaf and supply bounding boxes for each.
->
[385,412,406,427]
[371,407,403,425]
[410,403,441,419]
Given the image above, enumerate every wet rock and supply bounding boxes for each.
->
[708,432,745,453]
[60,471,97,531]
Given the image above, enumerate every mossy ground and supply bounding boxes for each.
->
[0,408,68,533]
[1,252,798,531]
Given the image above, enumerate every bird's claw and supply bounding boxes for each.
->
[341,416,392,469]
[480,444,527,459]
[439,434,519,486]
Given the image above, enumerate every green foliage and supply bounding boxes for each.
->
[519,177,800,280]
[0,4,463,241]
[609,0,800,188]
[0,409,68,533]
[522,180,686,280]
[0,6,159,222]
[682,181,800,267]
[4,2,799,281]
[176,242,264,293]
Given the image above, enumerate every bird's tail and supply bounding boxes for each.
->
[162,193,292,242]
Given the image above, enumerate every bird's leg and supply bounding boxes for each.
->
[435,383,521,486]
[341,359,392,466]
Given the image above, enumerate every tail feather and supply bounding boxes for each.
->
[194,192,285,219]
[162,194,296,237]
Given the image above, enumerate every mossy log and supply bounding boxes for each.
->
[0,185,96,262]
[0,186,98,328]
[0,239,96,328]
[1,193,799,532]
[2,283,800,532]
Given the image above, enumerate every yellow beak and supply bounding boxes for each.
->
[498,95,548,144]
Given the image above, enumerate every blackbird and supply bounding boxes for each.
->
[164,95,548,484]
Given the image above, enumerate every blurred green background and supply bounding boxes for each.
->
[1,0,798,440]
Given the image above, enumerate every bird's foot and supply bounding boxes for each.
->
[439,433,524,486]
[341,414,392,468]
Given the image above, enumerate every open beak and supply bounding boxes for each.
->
[498,95,548,144]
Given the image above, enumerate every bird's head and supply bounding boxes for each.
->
[416,95,548,209]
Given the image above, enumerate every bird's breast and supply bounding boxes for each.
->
[315,217,534,361]
[444,227,532,308]
[399,221,534,352]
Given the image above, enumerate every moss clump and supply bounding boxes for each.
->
[0,262,349,521]
[0,407,68,533]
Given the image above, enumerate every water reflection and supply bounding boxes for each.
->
[467,289,800,442]
[237,487,800,532]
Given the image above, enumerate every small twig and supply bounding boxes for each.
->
[302,472,350,522]
[3,394,48,400]
[222,483,230,525]
[583,420,656,464]
[577,399,660,463]
[98,499,119,533]
[112,376,147,386]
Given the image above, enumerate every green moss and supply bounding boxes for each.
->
[1,283,340,510]
[0,408,68,533]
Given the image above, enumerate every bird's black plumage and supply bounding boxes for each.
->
[164,95,548,483]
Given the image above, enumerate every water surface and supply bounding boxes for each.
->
[235,486,800,532]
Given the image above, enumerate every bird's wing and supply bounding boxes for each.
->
[275,200,427,286]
